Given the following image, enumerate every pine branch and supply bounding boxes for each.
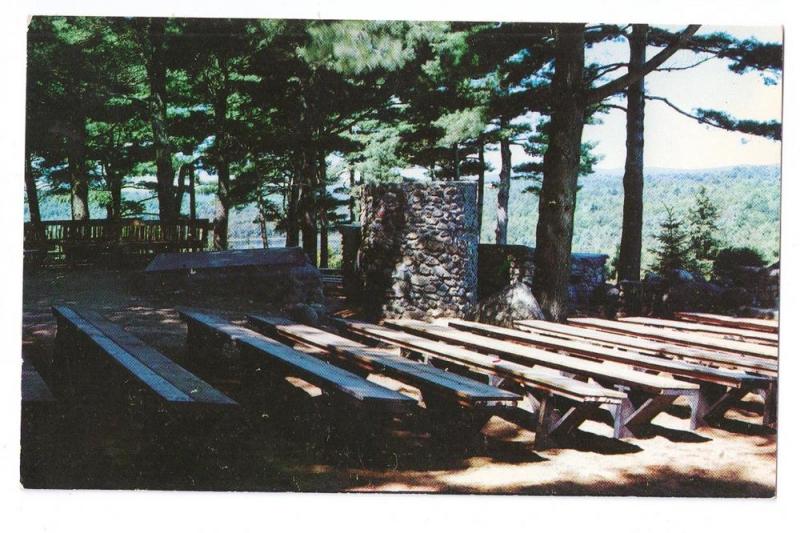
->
[646,95,782,140]
[589,25,702,104]
[655,54,716,72]
[590,62,628,81]
[601,103,628,113]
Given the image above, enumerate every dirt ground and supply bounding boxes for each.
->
[20,266,777,496]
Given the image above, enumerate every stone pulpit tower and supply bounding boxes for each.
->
[353,181,479,320]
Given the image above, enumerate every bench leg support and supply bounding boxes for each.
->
[525,390,594,450]
[607,393,679,438]
[690,384,749,429]
[761,382,778,429]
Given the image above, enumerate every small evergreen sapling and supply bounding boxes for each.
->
[649,206,697,277]
[688,186,721,276]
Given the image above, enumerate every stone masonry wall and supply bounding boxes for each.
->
[755,263,780,308]
[478,244,607,309]
[358,181,478,319]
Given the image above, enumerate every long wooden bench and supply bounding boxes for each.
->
[569,317,778,360]
[51,306,238,422]
[514,320,777,377]
[334,319,629,448]
[676,312,778,334]
[619,316,778,345]
[246,314,521,439]
[514,320,778,377]
[384,319,703,439]
[447,319,776,428]
[177,309,415,416]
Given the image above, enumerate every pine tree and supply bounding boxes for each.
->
[688,186,720,276]
[649,207,695,277]
[616,25,782,282]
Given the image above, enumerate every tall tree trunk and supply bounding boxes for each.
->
[67,123,89,221]
[348,164,356,223]
[299,154,318,265]
[285,173,300,247]
[108,169,122,221]
[476,139,485,238]
[188,163,196,238]
[213,85,231,251]
[319,209,329,268]
[186,161,197,220]
[532,23,586,322]
[256,192,269,249]
[25,151,42,226]
[213,167,230,250]
[145,18,177,223]
[495,125,512,245]
[300,194,318,265]
[617,24,648,283]
[318,154,329,268]
[175,163,188,216]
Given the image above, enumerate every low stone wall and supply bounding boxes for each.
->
[356,181,479,320]
[478,244,607,309]
[755,263,780,308]
[727,262,780,309]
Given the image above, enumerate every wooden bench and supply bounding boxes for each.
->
[448,319,776,428]
[247,314,521,439]
[177,309,416,418]
[619,316,778,345]
[515,320,777,377]
[334,318,627,448]
[52,306,238,422]
[384,319,703,439]
[676,312,778,334]
[569,317,778,360]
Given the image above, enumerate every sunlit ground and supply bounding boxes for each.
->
[20,267,776,496]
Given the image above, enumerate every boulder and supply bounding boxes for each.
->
[718,286,754,310]
[474,282,545,327]
[285,303,321,327]
[662,280,723,314]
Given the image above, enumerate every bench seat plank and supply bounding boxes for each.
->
[569,318,778,360]
[336,319,625,404]
[247,314,521,404]
[515,320,777,376]
[675,312,778,333]
[386,320,698,395]
[77,309,236,405]
[178,309,415,408]
[446,319,770,389]
[618,316,778,345]
[53,306,197,404]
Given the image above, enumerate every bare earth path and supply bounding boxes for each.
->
[21,267,777,496]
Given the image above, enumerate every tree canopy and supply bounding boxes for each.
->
[25,18,782,301]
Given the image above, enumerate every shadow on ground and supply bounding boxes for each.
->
[20,267,777,496]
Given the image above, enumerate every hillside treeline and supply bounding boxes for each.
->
[26,18,781,319]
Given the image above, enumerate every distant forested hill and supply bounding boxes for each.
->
[480,164,781,269]
[26,165,781,268]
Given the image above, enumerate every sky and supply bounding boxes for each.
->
[479,25,784,174]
